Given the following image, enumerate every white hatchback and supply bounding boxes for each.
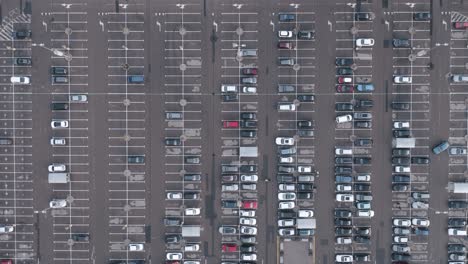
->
[356,38,375,47]
[10,76,30,84]
[275,137,295,145]
[48,164,66,172]
[51,120,69,128]
[394,76,412,83]
[336,114,353,123]
[49,199,67,208]
[278,30,293,38]
[185,208,201,216]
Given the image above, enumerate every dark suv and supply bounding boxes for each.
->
[12,30,31,39]
[354,12,373,21]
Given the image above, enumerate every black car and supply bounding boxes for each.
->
[334,218,352,226]
[279,13,296,22]
[355,121,372,128]
[50,67,68,75]
[240,130,256,138]
[335,157,353,164]
[355,227,371,235]
[448,244,467,252]
[392,148,410,156]
[354,138,373,146]
[393,175,410,182]
[52,76,69,84]
[449,200,468,209]
[297,94,315,102]
[71,234,89,241]
[392,183,409,191]
[241,120,257,128]
[354,157,371,164]
[392,157,410,165]
[334,209,352,218]
[354,254,371,261]
[392,253,411,261]
[448,218,467,227]
[335,58,354,66]
[165,138,181,146]
[335,227,352,235]
[393,129,411,138]
[298,183,313,191]
[241,112,256,120]
[297,192,313,199]
[14,58,31,65]
[392,102,410,110]
[355,12,373,21]
[297,31,313,39]
[392,39,411,48]
[411,157,430,164]
[335,166,352,174]
[337,68,353,75]
[240,244,257,252]
[278,210,296,218]
[335,103,354,111]
[240,165,257,173]
[222,200,239,208]
[354,236,371,244]
[297,130,314,137]
[51,103,69,110]
[413,12,431,21]
[128,155,145,163]
[12,30,31,39]
[223,93,238,102]
[355,99,373,109]
[165,235,181,244]
[354,184,371,191]
[297,120,313,128]
[184,192,199,199]
[240,236,256,244]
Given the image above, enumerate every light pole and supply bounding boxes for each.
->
[32,43,72,61]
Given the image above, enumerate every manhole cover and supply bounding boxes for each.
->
[408,54,416,62]
[65,27,72,35]
[408,26,415,35]
[123,99,131,106]
[179,27,186,36]
[123,27,130,35]
[180,64,186,71]
[180,99,187,106]
[236,27,243,36]
[123,134,131,142]
[350,26,358,35]
[293,64,301,71]
[124,169,131,177]
[179,169,186,176]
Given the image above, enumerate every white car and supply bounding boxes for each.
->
[50,138,66,146]
[278,184,295,191]
[336,184,352,191]
[48,164,66,172]
[166,252,182,260]
[297,166,312,173]
[279,156,294,163]
[241,253,257,261]
[393,236,409,243]
[336,237,352,244]
[184,244,200,252]
[336,254,353,262]
[393,121,410,129]
[240,210,256,217]
[278,30,293,38]
[278,219,295,227]
[336,194,354,202]
[49,199,67,208]
[240,226,257,235]
[394,166,410,173]
[278,192,296,201]
[357,210,374,217]
[412,218,430,227]
[278,228,295,236]
[394,76,412,83]
[393,218,411,227]
[167,192,182,200]
[356,38,375,47]
[335,148,353,155]
[128,243,144,251]
[240,174,258,182]
[356,174,371,181]
[0,225,13,233]
[336,114,353,123]
[412,201,429,209]
[240,217,257,226]
[185,208,201,216]
[222,184,239,191]
[69,94,87,102]
[298,210,314,218]
[242,86,257,93]
[10,76,30,84]
[278,201,295,209]
[51,120,69,128]
[275,137,295,145]
[338,77,353,83]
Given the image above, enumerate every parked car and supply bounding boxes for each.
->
[393,39,410,48]
[356,38,375,47]
[355,12,373,21]
[433,141,449,154]
[335,58,354,66]
[356,84,374,92]
[393,76,412,83]
[297,94,315,102]
[278,42,294,49]
[336,103,354,111]
[413,12,431,21]
[392,102,410,110]
[14,57,31,65]
[450,147,467,155]
[297,31,313,39]
[278,30,293,38]
[336,85,354,93]
[278,13,296,21]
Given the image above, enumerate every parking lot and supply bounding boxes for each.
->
[2,0,468,263]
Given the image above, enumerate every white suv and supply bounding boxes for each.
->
[278,30,293,38]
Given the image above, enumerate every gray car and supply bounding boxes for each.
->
[278,85,296,93]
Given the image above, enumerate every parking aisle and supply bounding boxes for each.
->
[0,10,35,263]
[45,4,91,264]
[162,2,204,264]
[104,3,148,262]
[333,4,374,263]
[389,3,432,262]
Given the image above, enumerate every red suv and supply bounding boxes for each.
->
[242,200,258,209]
[223,121,239,128]
[454,22,468,29]
[222,243,237,252]
[278,42,294,49]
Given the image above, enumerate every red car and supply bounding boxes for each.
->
[336,85,354,93]
[1,261,13,264]
[242,68,258,75]
[454,22,468,29]
[337,76,353,84]
[223,121,239,128]
[278,42,294,49]
[222,243,238,252]
[242,200,258,209]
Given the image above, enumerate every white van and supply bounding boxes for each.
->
[48,173,70,183]
[448,228,467,236]
[184,243,200,252]
[221,85,237,93]
[335,148,353,155]
[278,103,296,111]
